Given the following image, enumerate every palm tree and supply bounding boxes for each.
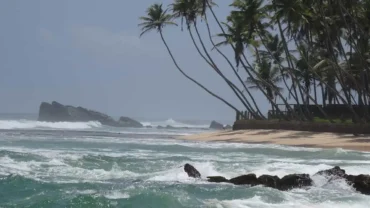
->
[138,0,370,122]
[214,16,257,68]
[245,57,284,117]
[170,0,263,119]
[294,43,318,105]
[139,3,242,115]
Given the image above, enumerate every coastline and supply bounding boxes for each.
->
[180,129,370,152]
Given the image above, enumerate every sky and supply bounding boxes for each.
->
[0,0,271,122]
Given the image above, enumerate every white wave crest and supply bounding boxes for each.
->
[0,120,102,130]
[206,195,370,208]
[141,118,209,129]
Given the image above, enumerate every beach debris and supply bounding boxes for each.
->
[184,163,201,178]
[184,164,370,195]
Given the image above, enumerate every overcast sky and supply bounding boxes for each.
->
[0,0,271,121]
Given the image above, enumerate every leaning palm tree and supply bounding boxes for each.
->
[139,3,242,114]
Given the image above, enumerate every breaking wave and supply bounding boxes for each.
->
[140,118,210,129]
[0,120,102,130]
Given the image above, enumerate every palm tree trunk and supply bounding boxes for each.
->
[271,2,304,107]
[189,22,264,119]
[203,15,265,119]
[186,24,260,119]
[206,3,298,120]
[321,83,326,106]
[271,102,275,119]
[314,79,317,103]
[305,79,310,105]
[315,6,362,122]
[255,32,305,120]
[159,30,241,115]
[239,52,294,120]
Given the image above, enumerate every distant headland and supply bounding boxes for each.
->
[38,101,229,130]
[38,101,143,128]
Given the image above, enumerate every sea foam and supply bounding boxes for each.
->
[140,118,210,129]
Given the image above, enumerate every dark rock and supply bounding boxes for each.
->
[279,174,312,191]
[345,174,356,184]
[207,176,229,183]
[118,117,143,128]
[224,125,232,129]
[166,125,175,129]
[38,102,70,122]
[229,174,260,186]
[258,175,280,188]
[38,101,142,128]
[184,163,201,178]
[209,121,224,130]
[314,166,346,178]
[145,125,153,128]
[346,174,370,195]
[182,164,370,195]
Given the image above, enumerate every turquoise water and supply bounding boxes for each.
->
[0,119,370,207]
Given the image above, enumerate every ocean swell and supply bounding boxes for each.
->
[0,120,102,130]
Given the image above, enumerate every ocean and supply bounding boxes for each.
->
[0,115,370,207]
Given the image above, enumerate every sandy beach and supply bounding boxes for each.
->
[181,130,370,152]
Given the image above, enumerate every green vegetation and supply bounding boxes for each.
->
[139,0,370,124]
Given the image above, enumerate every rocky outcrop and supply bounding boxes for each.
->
[229,174,260,186]
[346,174,370,195]
[118,117,143,128]
[279,174,312,191]
[314,166,346,178]
[184,163,201,178]
[209,121,224,130]
[38,101,142,128]
[207,176,229,183]
[185,164,370,195]
[258,175,280,188]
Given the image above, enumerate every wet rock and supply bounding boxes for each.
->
[279,174,312,191]
[184,163,201,178]
[229,174,260,186]
[314,166,346,178]
[207,176,229,183]
[346,174,370,195]
[182,164,370,195]
[118,117,143,128]
[258,175,280,188]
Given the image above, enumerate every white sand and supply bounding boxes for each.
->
[180,130,370,152]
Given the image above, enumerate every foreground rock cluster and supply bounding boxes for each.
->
[184,164,370,195]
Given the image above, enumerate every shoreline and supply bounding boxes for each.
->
[180,129,370,152]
